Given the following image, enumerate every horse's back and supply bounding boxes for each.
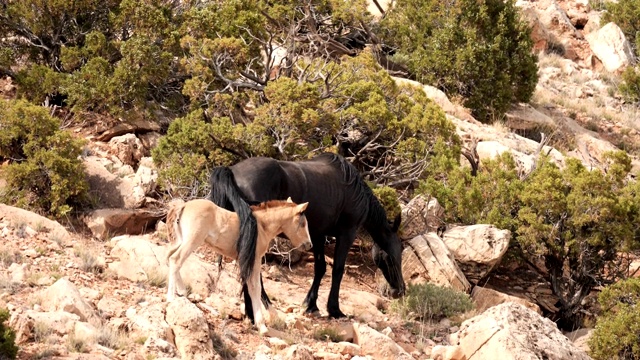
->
[230,154,363,233]
[231,157,289,202]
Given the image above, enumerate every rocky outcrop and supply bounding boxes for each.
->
[95,118,161,142]
[11,310,80,344]
[402,233,471,292]
[585,22,635,73]
[451,117,566,169]
[83,208,165,240]
[471,286,541,314]
[400,195,445,241]
[83,155,158,210]
[565,328,593,354]
[39,278,98,322]
[108,133,146,167]
[166,297,215,359]
[0,204,70,243]
[442,224,511,284]
[393,77,474,121]
[354,323,413,359]
[450,303,592,360]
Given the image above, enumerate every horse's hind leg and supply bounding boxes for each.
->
[303,233,327,315]
[244,273,272,324]
[246,266,268,335]
[167,233,204,301]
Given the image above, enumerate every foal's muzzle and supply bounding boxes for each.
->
[301,241,313,252]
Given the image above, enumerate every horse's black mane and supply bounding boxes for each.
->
[315,153,390,227]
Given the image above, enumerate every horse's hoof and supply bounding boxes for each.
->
[258,325,269,336]
[328,310,347,319]
[304,305,321,316]
[303,310,322,318]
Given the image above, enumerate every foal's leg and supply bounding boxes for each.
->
[244,272,272,324]
[303,233,327,315]
[247,266,268,335]
[326,229,357,318]
[167,233,204,301]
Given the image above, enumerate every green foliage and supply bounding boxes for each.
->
[0,100,88,217]
[154,51,461,196]
[391,283,474,321]
[152,109,221,198]
[419,149,640,327]
[0,0,120,69]
[371,185,401,220]
[312,326,344,342]
[590,278,640,360]
[253,77,336,156]
[14,65,66,104]
[2,0,184,119]
[516,152,638,327]
[379,0,538,122]
[620,66,640,104]
[419,152,523,232]
[0,308,18,359]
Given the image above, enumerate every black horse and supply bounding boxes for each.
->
[210,153,405,319]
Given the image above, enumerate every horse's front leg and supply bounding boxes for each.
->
[247,266,269,335]
[243,272,272,324]
[326,230,357,318]
[303,233,326,315]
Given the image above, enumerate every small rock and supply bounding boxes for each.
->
[228,309,244,321]
[380,326,394,339]
[336,323,356,343]
[335,342,361,356]
[284,344,314,360]
[268,337,288,350]
[313,351,341,360]
[23,249,38,258]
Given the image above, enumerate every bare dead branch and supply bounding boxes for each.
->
[208,133,249,159]
[520,132,551,181]
[462,136,479,176]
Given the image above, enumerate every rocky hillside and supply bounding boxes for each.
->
[1,0,639,359]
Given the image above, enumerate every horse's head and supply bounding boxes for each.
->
[280,198,313,252]
[372,214,405,298]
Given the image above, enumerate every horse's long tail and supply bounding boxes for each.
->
[209,166,257,284]
[166,201,186,261]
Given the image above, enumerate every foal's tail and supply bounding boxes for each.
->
[166,200,186,261]
[209,166,257,284]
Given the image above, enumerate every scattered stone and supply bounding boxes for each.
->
[334,341,361,356]
[399,195,445,240]
[450,303,591,359]
[268,336,288,350]
[283,344,315,360]
[166,297,215,359]
[442,224,510,284]
[432,344,466,360]
[402,233,471,292]
[39,278,97,322]
[471,286,541,314]
[354,323,413,360]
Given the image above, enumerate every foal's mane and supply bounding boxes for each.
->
[315,153,390,228]
[250,199,297,212]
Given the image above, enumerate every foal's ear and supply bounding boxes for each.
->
[297,202,309,213]
[391,214,401,232]
[286,197,294,203]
